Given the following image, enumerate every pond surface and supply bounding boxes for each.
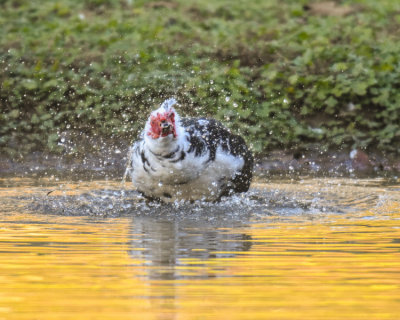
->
[1,177,400,319]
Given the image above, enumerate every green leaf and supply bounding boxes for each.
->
[352,82,368,95]
[21,79,38,90]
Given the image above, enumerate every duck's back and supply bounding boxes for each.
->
[181,117,253,194]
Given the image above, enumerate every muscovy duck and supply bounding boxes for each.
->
[125,98,253,202]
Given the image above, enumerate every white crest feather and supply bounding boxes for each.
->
[160,98,177,110]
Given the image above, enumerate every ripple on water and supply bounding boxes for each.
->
[1,177,400,320]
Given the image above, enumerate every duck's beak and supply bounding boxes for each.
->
[161,121,172,135]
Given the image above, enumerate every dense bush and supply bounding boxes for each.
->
[1,0,400,157]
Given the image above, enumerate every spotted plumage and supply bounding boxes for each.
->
[125,98,253,202]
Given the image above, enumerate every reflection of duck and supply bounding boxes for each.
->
[128,217,252,280]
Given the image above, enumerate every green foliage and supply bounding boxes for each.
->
[1,0,400,156]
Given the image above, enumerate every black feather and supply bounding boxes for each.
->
[181,117,253,193]
[141,150,156,172]
[170,150,186,163]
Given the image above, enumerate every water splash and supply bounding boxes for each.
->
[15,178,396,219]
[0,177,395,220]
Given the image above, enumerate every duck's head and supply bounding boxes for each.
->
[146,98,179,139]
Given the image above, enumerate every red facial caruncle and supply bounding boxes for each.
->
[147,110,177,139]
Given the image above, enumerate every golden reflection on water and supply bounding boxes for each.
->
[0,178,400,319]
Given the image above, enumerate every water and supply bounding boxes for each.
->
[1,177,400,319]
